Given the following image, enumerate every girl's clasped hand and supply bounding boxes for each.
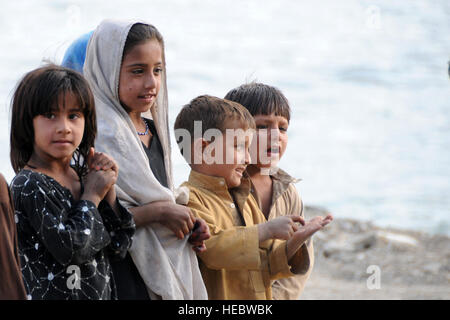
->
[84,147,119,206]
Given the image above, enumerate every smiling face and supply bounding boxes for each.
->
[214,130,252,188]
[252,113,289,168]
[31,91,85,165]
[197,121,253,189]
[118,39,163,115]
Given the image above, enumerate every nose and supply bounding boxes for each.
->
[267,127,281,151]
[144,73,157,90]
[56,117,71,134]
[267,126,281,142]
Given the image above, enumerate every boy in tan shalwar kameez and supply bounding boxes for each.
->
[225,82,316,299]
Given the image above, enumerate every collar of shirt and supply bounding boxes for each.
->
[187,169,251,218]
[271,167,301,199]
[249,167,301,213]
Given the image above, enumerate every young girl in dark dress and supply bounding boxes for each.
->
[9,64,135,300]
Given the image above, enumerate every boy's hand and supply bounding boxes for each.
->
[188,218,211,253]
[287,214,333,260]
[297,214,333,238]
[259,215,305,242]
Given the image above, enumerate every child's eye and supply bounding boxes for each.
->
[154,67,163,75]
[44,113,56,119]
[131,68,144,75]
[69,113,83,120]
[256,125,268,130]
[279,127,288,132]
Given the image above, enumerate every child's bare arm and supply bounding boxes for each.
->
[129,201,196,239]
[286,214,333,260]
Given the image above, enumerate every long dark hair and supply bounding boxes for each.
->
[10,64,97,177]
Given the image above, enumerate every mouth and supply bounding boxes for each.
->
[138,93,156,103]
[52,140,73,147]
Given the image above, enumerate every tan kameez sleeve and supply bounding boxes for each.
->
[271,184,315,300]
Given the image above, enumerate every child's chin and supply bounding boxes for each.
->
[256,161,278,169]
[226,179,241,189]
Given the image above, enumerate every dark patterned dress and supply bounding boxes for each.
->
[10,170,135,300]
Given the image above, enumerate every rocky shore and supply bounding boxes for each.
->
[299,206,450,300]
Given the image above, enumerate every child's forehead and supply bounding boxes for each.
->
[223,127,253,136]
[253,112,289,122]
[222,127,254,143]
[222,118,252,131]
[122,39,163,64]
[42,91,83,113]
[56,91,83,107]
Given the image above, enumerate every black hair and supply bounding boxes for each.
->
[10,64,97,177]
[122,23,164,60]
[224,82,291,123]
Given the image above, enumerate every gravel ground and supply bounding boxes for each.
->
[298,206,450,300]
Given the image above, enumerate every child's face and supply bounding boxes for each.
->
[200,122,253,189]
[118,39,163,114]
[32,92,85,163]
[252,113,289,168]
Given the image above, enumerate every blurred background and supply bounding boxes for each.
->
[1,0,449,237]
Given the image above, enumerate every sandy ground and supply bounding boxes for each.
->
[298,206,450,300]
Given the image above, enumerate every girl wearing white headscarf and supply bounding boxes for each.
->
[83,19,208,300]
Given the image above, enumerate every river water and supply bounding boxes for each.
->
[0,0,449,235]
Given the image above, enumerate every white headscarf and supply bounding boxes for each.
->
[84,19,207,300]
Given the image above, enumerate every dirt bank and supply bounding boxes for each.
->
[299,206,450,300]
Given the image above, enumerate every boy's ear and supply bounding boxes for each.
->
[192,138,210,165]
[193,137,210,150]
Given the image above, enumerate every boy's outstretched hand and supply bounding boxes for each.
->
[188,218,211,253]
[302,214,333,233]
[287,214,333,260]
